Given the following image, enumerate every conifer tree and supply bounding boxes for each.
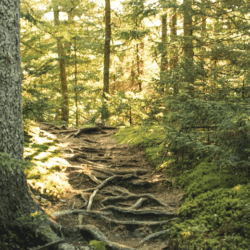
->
[53,5,69,124]
[103,0,111,97]
[0,1,62,247]
[183,0,194,95]
[160,11,168,93]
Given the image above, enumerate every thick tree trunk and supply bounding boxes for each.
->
[0,4,23,161]
[53,7,69,125]
[0,1,58,248]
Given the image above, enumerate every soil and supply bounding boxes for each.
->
[36,123,184,250]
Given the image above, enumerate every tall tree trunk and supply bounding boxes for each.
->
[183,0,194,95]
[53,7,69,124]
[212,15,219,89]
[74,36,79,127]
[136,42,143,92]
[103,0,111,96]
[171,0,179,94]
[0,1,59,248]
[171,0,177,38]
[102,0,111,122]
[160,13,168,93]
[131,60,135,88]
[201,0,207,91]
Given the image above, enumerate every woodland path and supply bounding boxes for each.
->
[37,123,183,250]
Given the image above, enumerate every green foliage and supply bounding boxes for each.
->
[177,162,249,200]
[158,96,250,170]
[107,91,150,126]
[170,183,250,250]
[17,211,56,240]
[89,240,106,250]
[115,124,167,165]
[0,152,35,173]
[166,160,250,249]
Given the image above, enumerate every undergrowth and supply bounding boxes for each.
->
[115,125,168,165]
[115,126,250,250]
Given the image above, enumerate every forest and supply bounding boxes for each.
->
[0,0,250,249]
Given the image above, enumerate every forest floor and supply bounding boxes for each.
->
[26,123,184,250]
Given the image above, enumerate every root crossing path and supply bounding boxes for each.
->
[38,123,183,250]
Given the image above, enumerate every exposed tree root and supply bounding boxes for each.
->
[100,205,177,216]
[52,209,112,218]
[69,127,102,138]
[77,225,136,250]
[139,229,171,245]
[111,164,139,168]
[100,186,133,196]
[78,158,109,168]
[37,123,182,250]
[29,239,66,250]
[101,194,173,208]
[129,198,147,209]
[67,153,87,161]
[87,189,99,211]
[91,170,110,180]
[52,129,78,134]
[82,173,138,193]
[79,146,102,153]
[52,209,176,227]
[86,172,102,185]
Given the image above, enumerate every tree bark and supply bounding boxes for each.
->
[103,0,111,97]
[0,4,23,161]
[131,60,135,88]
[201,0,207,90]
[0,1,58,248]
[53,6,69,124]
[170,0,179,94]
[136,42,143,92]
[160,13,168,93]
[102,0,111,122]
[183,0,194,95]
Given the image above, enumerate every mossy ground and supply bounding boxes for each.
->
[114,125,168,165]
[115,126,250,250]
[170,162,250,250]
[23,120,71,201]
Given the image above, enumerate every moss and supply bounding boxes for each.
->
[114,125,168,165]
[23,121,70,201]
[89,240,106,250]
[177,162,248,200]
[169,162,250,249]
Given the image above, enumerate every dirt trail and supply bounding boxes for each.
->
[38,123,183,250]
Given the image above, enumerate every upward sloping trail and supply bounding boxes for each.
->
[38,123,184,250]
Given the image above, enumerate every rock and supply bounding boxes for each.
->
[132,228,148,238]
[58,243,92,250]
